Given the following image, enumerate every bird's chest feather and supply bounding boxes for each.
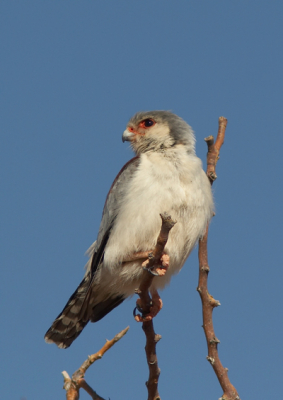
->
[104,149,213,274]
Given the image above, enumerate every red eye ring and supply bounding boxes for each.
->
[139,118,155,129]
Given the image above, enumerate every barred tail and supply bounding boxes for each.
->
[44,274,125,349]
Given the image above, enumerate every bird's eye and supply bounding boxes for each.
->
[144,119,154,127]
[140,119,155,129]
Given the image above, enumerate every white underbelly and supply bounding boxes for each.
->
[95,150,213,297]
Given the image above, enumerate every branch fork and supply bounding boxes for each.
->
[62,327,129,400]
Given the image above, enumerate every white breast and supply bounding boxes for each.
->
[100,146,213,296]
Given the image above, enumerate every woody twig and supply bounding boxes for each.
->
[62,326,129,400]
[197,117,240,399]
[135,212,176,400]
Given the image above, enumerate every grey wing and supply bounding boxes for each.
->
[88,155,140,277]
[44,156,140,348]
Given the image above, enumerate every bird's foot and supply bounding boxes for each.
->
[142,252,169,276]
[134,290,163,322]
[122,250,170,276]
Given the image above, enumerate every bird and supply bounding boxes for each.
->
[44,110,214,348]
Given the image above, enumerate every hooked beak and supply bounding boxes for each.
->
[122,128,136,143]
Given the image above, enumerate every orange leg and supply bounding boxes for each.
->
[124,251,169,322]
[122,250,169,276]
[134,253,169,322]
[122,251,151,264]
[134,289,163,322]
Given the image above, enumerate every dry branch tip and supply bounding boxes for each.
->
[62,327,129,400]
[198,117,240,400]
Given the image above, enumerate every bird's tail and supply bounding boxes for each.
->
[44,273,125,349]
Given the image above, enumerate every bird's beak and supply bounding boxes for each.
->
[122,129,135,143]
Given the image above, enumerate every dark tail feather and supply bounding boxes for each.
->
[90,295,125,322]
[44,274,91,348]
[44,275,125,349]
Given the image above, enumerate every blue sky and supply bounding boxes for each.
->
[1,1,282,399]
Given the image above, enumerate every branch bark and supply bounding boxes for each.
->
[197,117,240,400]
[62,326,129,400]
[135,212,176,400]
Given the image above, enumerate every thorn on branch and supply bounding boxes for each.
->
[210,337,221,345]
[207,356,215,365]
[208,294,221,308]
[201,264,210,272]
[209,172,218,181]
[155,334,162,343]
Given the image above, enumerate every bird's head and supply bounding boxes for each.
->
[122,111,195,155]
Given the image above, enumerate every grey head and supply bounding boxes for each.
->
[122,110,195,155]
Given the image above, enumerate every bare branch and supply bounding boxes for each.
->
[79,379,105,400]
[142,322,162,400]
[205,116,227,184]
[198,117,240,400]
[72,326,129,379]
[62,326,129,400]
[135,212,176,400]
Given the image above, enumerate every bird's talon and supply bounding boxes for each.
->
[133,306,138,318]
[143,266,159,276]
[141,253,169,276]
[136,303,144,314]
[133,306,145,319]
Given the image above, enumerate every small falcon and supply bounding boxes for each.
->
[45,111,214,348]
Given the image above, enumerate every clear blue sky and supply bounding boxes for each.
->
[1,1,282,399]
